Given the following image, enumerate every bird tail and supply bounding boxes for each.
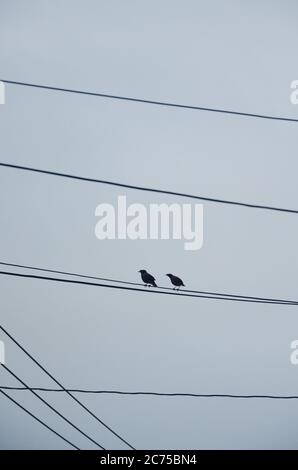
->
[152,281,157,287]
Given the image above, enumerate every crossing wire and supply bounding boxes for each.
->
[0,389,80,449]
[1,364,105,449]
[0,323,135,450]
[1,385,298,400]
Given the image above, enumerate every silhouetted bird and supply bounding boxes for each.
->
[166,274,185,290]
[138,270,157,287]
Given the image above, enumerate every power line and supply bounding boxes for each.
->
[1,364,105,450]
[0,324,135,450]
[0,389,80,449]
[1,385,298,400]
[0,269,297,306]
[0,260,296,305]
[2,79,298,123]
[1,162,297,215]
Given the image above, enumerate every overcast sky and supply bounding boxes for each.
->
[1,0,298,449]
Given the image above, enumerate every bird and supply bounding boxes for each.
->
[138,270,157,287]
[166,273,185,290]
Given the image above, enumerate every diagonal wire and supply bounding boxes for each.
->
[1,364,105,449]
[0,324,135,450]
[0,389,80,449]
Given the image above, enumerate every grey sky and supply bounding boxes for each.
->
[1,0,298,449]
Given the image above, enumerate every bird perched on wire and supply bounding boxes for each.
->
[138,270,157,287]
[166,274,185,290]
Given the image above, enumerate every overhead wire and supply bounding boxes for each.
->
[0,269,296,306]
[1,79,298,123]
[1,162,298,215]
